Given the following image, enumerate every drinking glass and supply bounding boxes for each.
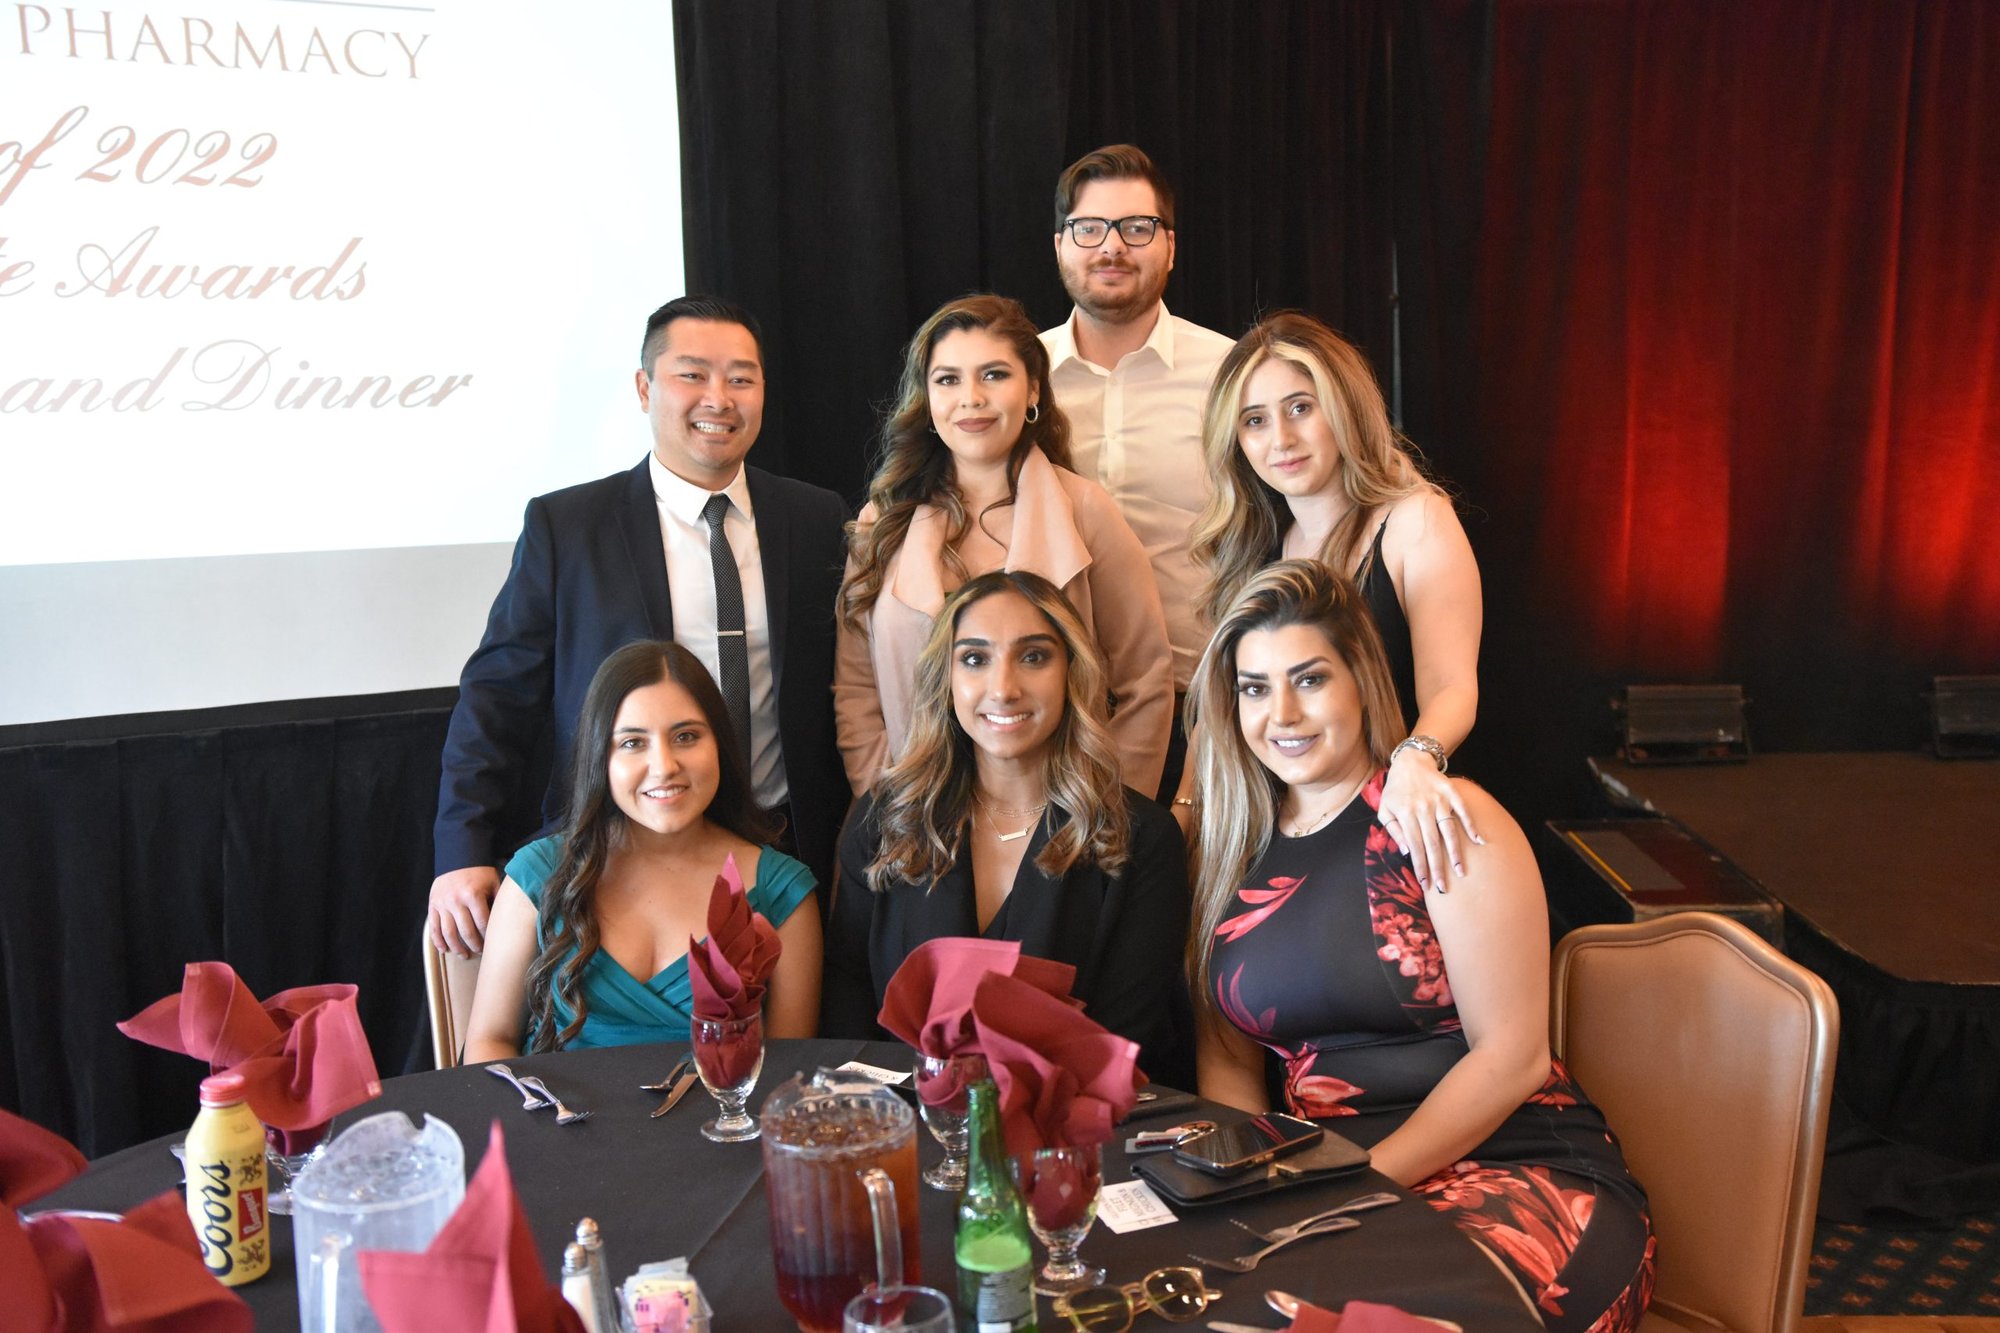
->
[915,1051,987,1191]
[692,1011,764,1143]
[761,1071,920,1333]
[842,1285,956,1332]
[1015,1142,1105,1296]
[265,1120,331,1216]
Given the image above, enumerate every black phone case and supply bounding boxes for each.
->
[1131,1127,1371,1206]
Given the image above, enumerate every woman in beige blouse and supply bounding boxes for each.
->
[835,293,1172,798]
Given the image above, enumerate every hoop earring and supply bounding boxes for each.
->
[1026,403,1040,424]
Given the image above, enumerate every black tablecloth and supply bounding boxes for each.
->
[40,1039,1540,1330]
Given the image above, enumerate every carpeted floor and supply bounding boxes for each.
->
[1805,1212,2000,1315]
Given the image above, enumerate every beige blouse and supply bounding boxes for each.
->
[833,447,1173,797]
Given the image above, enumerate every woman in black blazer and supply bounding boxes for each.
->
[820,570,1190,1082]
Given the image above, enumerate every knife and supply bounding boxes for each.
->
[651,1068,702,1118]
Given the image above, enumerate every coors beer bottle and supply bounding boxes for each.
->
[184,1071,271,1286]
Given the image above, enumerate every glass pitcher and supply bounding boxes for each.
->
[760,1071,920,1333]
[290,1110,465,1333]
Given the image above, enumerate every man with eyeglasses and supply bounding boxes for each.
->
[1040,143,1234,807]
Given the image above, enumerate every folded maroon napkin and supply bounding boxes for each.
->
[685,856,780,1088]
[686,854,781,1022]
[0,1105,87,1209]
[968,970,1145,1156]
[878,938,1080,1105]
[117,962,382,1153]
[1,1109,252,1332]
[968,971,1145,1230]
[358,1122,584,1333]
[1287,1300,1448,1332]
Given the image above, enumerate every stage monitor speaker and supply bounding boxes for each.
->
[1929,674,2000,759]
[1614,684,1750,765]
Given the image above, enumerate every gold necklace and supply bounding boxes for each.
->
[975,793,1047,844]
[1282,779,1364,838]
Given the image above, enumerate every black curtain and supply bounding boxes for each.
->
[673,0,1486,507]
[0,711,446,1157]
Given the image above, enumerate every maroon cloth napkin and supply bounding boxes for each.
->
[0,1105,86,1209]
[878,938,1080,1106]
[1,1109,252,1332]
[968,970,1145,1156]
[117,962,381,1153]
[686,853,781,1021]
[685,855,780,1088]
[358,1122,585,1333]
[1287,1300,1451,1332]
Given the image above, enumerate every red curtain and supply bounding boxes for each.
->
[1473,0,2000,688]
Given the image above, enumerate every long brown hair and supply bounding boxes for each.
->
[1183,560,1403,1011]
[1190,312,1431,631]
[525,640,773,1051]
[866,571,1129,889]
[841,294,1075,631]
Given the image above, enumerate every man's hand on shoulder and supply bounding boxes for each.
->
[427,866,502,958]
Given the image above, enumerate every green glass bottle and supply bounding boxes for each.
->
[955,1079,1038,1331]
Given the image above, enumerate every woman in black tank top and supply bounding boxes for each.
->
[1189,312,1483,893]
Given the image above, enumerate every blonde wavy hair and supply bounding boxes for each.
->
[842,294,1074,632]
[1183,559,1404,1013]
[867,571,1130,890]
[1190,312,1431,631]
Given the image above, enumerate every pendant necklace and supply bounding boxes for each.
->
[976,794,1047,843]
[1283,777,1365,838]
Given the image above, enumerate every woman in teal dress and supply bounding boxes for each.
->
[463,641,821,1060]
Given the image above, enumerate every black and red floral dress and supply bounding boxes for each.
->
[1209,774,1656,1332]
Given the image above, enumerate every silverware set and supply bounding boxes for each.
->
[642,1055,701,1118]
[485,1062,592,1125]
[1188,1190,1400,1273]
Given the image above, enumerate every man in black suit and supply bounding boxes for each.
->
[427,296,850,957]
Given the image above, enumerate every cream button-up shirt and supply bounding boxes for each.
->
[1041,305,1235,692]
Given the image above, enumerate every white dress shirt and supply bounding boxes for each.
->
[648,453,786,810]
[1041,304,1235,690]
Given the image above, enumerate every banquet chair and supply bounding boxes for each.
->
[1550,912,1838,1333]
[423,934,482,1069]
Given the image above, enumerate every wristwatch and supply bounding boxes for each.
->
[1389,734,1448,774]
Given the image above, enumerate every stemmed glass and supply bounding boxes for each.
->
[914,1052,987,1191]
[692,1011,764,1142]
[1015,1142,1105,1296]
[265,1122,331,1215]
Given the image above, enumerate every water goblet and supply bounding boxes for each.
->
[264,1120,331,1216]
[692,1011,764,1142]
[1015,1142,1105,1296]
[914,1051,987,1191]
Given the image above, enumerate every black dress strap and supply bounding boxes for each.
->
[1353,516,1420,730]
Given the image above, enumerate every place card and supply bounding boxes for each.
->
[829,1060,912,1086]
[1096,1179,1177,1233]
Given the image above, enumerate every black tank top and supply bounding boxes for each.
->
[1353,518,1419,729]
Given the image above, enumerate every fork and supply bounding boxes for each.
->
[1189,1215,1360,1273]
[1229,1190,1401,1244]
[639,1055,693,1092]
[516,1074,592,1126]
[485,1062,551,1110]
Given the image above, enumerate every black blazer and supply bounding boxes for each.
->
[433,456,851,890]
[822,788,1192,1082]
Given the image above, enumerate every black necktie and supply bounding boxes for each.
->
[700,493,753,763]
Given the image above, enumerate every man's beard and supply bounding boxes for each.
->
[1061,256,1168,326]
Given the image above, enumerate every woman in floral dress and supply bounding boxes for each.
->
[1185,560,1654,1332]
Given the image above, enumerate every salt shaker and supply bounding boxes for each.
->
[562,1242,600,1333]
[576,1217,618,1333]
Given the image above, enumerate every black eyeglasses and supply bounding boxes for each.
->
[1059,215,1165,248]
[1052,1266,1219,1330]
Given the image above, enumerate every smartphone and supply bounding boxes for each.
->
[1170,1113,1324,1176]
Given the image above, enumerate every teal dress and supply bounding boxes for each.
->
[506,836,815,1049]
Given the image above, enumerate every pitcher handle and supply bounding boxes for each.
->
[303,1231,349,1333]
[858,1166,903,1292]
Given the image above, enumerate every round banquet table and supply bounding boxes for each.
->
[40,1039,1542,1330]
